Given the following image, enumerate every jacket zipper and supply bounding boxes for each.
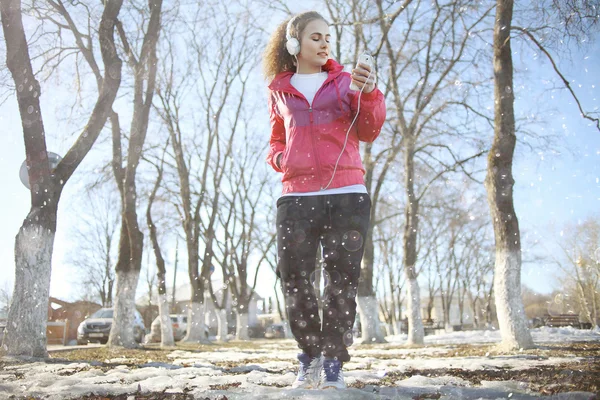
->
[307,106,324,189]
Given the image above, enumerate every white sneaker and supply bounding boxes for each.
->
[291,353,323,389]
[320,358,346,389]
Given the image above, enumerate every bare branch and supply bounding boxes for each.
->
[512,25,600,132]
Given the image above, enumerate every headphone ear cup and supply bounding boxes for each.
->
[286,38,300,56]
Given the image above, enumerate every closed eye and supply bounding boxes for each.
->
[310,33,331,43]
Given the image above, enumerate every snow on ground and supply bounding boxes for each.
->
[382,326,600,346]
[1,327,598,400]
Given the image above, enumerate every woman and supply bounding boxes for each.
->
[263,11,385,390]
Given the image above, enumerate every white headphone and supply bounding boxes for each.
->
[285,16,300,56]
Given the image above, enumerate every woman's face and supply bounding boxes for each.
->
[297,19,330,73]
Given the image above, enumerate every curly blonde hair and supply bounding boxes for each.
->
[263,11,328,81]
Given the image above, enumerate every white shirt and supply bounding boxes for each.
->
[283,72,368,197]
[290,71,327,106]
[283,184,368,197]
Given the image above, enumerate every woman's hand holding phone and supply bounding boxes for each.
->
[350,54,376,93]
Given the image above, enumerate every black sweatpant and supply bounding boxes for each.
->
[276,193,371,363]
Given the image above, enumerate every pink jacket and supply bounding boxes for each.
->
[266,59,386,195]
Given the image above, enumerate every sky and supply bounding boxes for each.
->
[0,8,599,307]
[511,41,600,289]
[0,327,598,399]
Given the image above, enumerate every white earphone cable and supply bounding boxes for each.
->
[321,66,373,191]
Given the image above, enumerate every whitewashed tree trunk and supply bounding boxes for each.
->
[158,292,174,347]
[486,0,534,351]
[4,225,54,357]
[494,250,534,350]
[216,308,229,342]
[391,313,402,336]
[406,278,424,345]
[357,296,386,343]
[444,302,453,332]
[468,292,479,329]
[108,269,141,347]
[183,302,210,343]
[236,312,250,340]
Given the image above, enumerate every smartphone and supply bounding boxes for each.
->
[350,53,373,91]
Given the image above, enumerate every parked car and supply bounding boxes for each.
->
[264,324,285,339]
[77,308,145,345]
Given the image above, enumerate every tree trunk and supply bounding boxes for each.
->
[426,289,435,322]
[147,155,172,347]
[458,284,466,326]
[485,0,534,350]
[109,214,143,347]
[358,143,387,343]
[575,279,594,327]
[274,280,293,338]
[468,291,480,329]
[485,285,495,327]
[216,308,229,342]
[5,223,56,357]
[591,278,599,328]
[386,269,400,335]
[444,302,452,332]
[357,296,386,342]
[109,269,141,347]
[406,278,424,345]
[357,234,386,343]
[390,302,401,336]
[109,0,162,348]
[235,312,250,340]
[184,301,209,343]
[157,292,174,347]
[171,239,178,314]
[403,138,424,345]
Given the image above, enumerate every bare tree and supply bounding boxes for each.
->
[66,188,119,307]
[416,180,492,330]
[374,218,406,335]
[154,1,260,343]
[457,210,495,328]
[527,0,600,47]
[437,208,482,330]
[145,145,175,347]
[555,217,600,328]
[478,0,600,348]
[221,134,275,340]
[459,220,495,329]
[252,180,287,337]
[1,0,122,357]
[211,238,232,342]
[27,0,164,348]
[108,0,164,348]
[343,0,413,345]
[419,209,445,324]
[364,0,492,345]
[484,0,534,350]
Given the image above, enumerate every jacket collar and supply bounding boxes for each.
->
[268,59,344,93]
